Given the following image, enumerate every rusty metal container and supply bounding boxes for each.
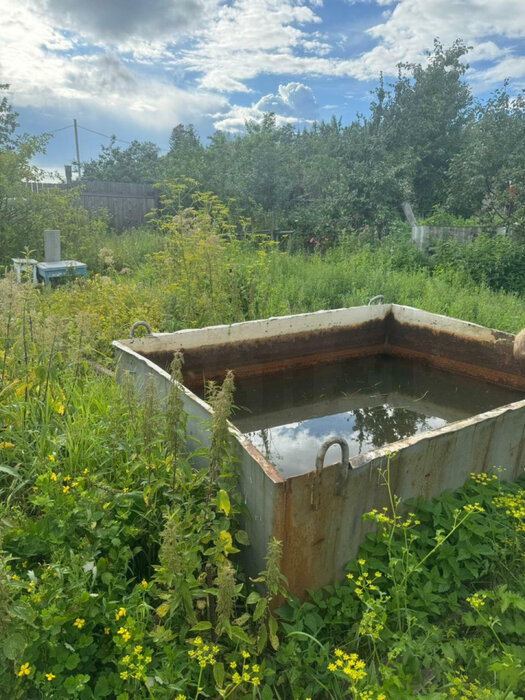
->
[113,305,525,597]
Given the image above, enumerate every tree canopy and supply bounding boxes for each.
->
[45,41,525,240]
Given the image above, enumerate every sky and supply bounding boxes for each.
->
[1,0,525,177]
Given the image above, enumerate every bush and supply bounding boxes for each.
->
[429,234,525,295]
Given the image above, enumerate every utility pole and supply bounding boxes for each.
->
[73,119,81,180]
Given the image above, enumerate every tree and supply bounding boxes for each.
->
[369,39,472,216]
[446,85,525,236]
[0,83,18,149]
[82,138,160,183]
[163,124,205,182]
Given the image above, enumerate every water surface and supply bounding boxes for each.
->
[228,356,523,478]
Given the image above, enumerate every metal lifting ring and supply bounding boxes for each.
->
[368,295,384,306]
[129,321,152,338]
[311,436,350,509]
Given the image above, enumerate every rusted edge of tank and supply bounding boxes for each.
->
[141,320,387,382]
[120,305,390,353]
[385,344,525,391]
[112,340,285,485]
[348,398,525,471]
[181,344,386,392]
[388,305,524,388]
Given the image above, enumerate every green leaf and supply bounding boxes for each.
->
[261,685,273,700]
[65,653,81,670]
[3,632,26,660]
[246,591,261,605]
[213,661,225,688]
[0,464,20,477]
[253,598,267,622]
[235,530,250,545]
[216,489,230,516]
[191,621,212,631]
[269,616,279,650]
[94,675,112,697]
[257,623,268,653]
[8,601,37,626]
[230,625,252,645]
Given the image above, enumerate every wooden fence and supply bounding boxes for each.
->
[25,180,158,231]
[78,181,157,231]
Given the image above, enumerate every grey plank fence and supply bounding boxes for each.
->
[78,182,157,231]
[25,181,158,231]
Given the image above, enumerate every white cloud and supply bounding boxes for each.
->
[0,1,227,130]
[213,81,318,132]
[36,0,212,46]
[469,55,525,90]
[179,0,333,92]
[350,0,525,81]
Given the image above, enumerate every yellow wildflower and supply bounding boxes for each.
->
[74,618,85,629]
[117,627,131,642]
[62,485,70,494]
[140,579,148,588]
[48,454,55,462]
[115,607,126,620]
[0,442,14,449]
[45,672,56,681]
[17,662,31,677]
[358,558,366,565]
[466,593,487,610]
[50,472,57,481]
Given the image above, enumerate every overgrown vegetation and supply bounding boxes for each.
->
[1,36,525,700]
[0,285,523,697]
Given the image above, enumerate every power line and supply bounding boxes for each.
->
[77,124,168,151]
[49,124,73,134]
[47,120,169,161]
[77,124,132,145]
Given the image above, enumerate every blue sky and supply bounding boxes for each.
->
[1,0,525,177]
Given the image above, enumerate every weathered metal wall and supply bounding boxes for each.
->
[282,398,525,593]
[113,305,525,597]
